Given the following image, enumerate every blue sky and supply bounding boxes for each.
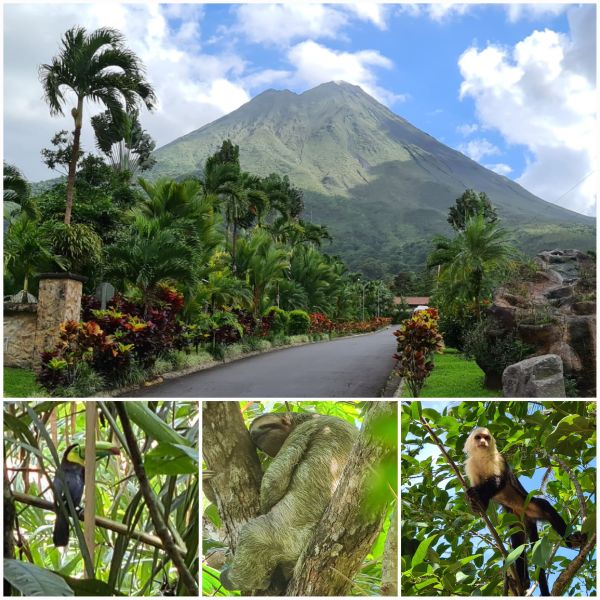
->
[3,3,597,215]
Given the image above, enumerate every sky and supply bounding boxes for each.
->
[3,2,597,216]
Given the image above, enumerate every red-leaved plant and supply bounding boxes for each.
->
[393,308,444,397]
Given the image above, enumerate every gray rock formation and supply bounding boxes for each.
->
[502,354,566,397]
[490,249,595,396]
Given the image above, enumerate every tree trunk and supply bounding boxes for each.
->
[4,477,15,596]
[65,97,83,225]
[381,507,398,595]
[286,401,398,596]
[232,221,238,273]
[202,401,262,551]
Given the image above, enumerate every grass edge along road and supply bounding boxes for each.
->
[402,348,502,398]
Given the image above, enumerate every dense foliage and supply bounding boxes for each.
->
[3,24,396,395]
[4,401,199,596]
[401,401,596,596]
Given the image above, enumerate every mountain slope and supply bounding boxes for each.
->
[150,81,595,276]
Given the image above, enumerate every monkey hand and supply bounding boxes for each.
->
[466,487,485,513]
[566,532,587,549]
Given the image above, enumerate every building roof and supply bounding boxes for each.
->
[394,296,430,306]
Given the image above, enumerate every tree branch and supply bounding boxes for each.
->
[12,491,186,554]
[114,403,198,596]
[286,401,397,596]
[551,533,596,596]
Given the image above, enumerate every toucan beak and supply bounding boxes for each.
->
[94,441,120,458]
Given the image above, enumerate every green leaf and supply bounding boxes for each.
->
[3,559,74,596]
[144,442,198,476]
[411,535,437,568]
[505,544,526,567]
[62,575,123,596]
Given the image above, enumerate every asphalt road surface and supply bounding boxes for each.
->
[128,326,398,398]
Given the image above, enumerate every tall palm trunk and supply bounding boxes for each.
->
[232,221,238,273]
[64,96,84,225]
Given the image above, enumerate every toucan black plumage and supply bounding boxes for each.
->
[52,441,119,547]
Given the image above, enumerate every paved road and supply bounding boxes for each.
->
[128,326,398,398]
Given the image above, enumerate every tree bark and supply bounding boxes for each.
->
[202,401,262,551]
[286,401,397,596]
[381,507,398,595]
[65,97,83,225]
[4,477,15,596]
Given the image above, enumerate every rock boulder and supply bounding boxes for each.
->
[502,354,565,398]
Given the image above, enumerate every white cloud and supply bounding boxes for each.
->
[458,138,501,162]
[456,123,479,136]
[232,4,349,46]
[458,5,596,215]
[346,3,390,30]
[506,4,568,23]
[484,163,513,176]
[427,3,471,23]
[397,4,471,23]
[286,40,403,105]
[232,4,391,46]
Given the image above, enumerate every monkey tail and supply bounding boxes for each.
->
[510,528,531,593]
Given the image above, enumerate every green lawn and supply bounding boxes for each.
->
[4,367,47,398]
[403,348,502,398]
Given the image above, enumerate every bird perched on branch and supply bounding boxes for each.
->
[53,441,120,547]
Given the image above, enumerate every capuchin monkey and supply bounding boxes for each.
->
[464,427,586,596]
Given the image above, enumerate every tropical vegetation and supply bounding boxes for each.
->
[4,26,397,397]
[4,400,198,596]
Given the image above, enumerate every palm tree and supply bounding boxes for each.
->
[91,108,156,177]
[39,26,156,224]
[222,172,269,272]
[235,230,289,317]
[105,216,194,315]
[4,214,64,299]
[428,215,516,319]
[3,163,36,221]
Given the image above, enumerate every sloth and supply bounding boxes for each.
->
[220,412,357,592]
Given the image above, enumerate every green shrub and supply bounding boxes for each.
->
[208,343,227,361]
[225,343,246,359]
[55,362,106,397]
[264,306,289,335]
[463,318,534,389]
[287,310,310,335]
[152,358,173,376]
[438,312,476,351]
[288,334,310,344]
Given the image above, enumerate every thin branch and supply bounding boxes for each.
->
[114,403,199,596]
[551,533,596,596]
[419,415,524,595]
[550,454,587,519]
[12,492,185,553]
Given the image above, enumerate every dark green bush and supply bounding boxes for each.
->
[287,310,311,335]
[264,306,289,335]
[438,312,476,351]
[463,318,533,388]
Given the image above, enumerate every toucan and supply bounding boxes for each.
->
[52,441,120,547]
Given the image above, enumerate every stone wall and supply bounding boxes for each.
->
[4,274,84,371]
[4,303,37,368]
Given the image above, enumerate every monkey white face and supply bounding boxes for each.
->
[464,427,496,455]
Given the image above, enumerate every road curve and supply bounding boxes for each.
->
[127,326,398,398]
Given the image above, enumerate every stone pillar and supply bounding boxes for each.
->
[32,273,85,368]
[4,303,38,368]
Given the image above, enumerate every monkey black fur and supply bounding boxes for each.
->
[464,427,585,596]
[220,412,357,593]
